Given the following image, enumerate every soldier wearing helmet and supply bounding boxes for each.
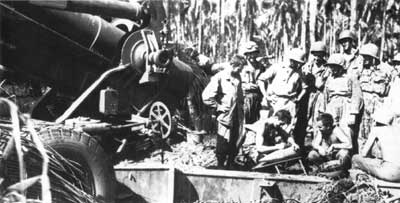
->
[239,41,260,58]
[338,30,362,75]
[239,41,264,124]
[302,41,330,137]
[257,48,306,141]
[323,54,363,153]
[358,43,392,149]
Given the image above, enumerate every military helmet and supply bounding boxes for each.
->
[360,43,380,60]
[239,41,259,55]
[326,54,346,68]
[393,53,400,62]
[310,41,326,54]
[288,48,306,64]
[338,30,355,42]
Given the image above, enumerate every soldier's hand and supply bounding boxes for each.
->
[327,145,335,154]
[261,97,269,107]
[318,147,327,156]
[217,104,230,113]
[276,143,286,150]
[292,143,300,151]
[347,114,356,126]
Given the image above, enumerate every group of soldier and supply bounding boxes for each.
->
[201,29,400,182]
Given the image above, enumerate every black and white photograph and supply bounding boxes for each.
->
[1,0,400,202]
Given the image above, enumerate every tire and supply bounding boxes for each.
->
[39,127,116,202]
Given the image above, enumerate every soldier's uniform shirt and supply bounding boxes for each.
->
[241,62,263,123]
[302,60,331,133]
[303,60,329,81]
[202,68,244,142]
[324,74,363,128]
[359,66,391,112]
[258,63,302,120]
[343,50,362,77]
[358,64,391,141]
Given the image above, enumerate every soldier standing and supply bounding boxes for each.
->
[323,54,363,153]
[338,30,362,76]
[257,48,306,134]
[239,41,263,124]
[202,55,247,169]
[358,43,391,151]
[302,41,330,136]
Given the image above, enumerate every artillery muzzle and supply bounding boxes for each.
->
[148,50,172,67]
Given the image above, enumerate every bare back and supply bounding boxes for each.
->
[374,126,400,165]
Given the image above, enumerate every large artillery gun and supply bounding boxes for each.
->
[0,0,207,202]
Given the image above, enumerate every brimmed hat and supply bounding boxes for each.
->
[338,30,355,42]
[239,41,259,55]
[310,41,326,54]
[360,43,380,60]
[288,48,306,64]
[326,54,346,68]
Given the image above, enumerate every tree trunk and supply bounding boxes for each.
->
[197,0,203,53]
[301,0,309,49]
[380,1,387,61]
[350,0,358,31]
[309,0,317,44]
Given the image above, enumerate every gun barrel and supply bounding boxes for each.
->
[28,0,146,20]
[148,50,172,67]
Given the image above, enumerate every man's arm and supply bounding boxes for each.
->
[331,126,352,150]
[279,127,299,151]
[257,65,277,98]
[296,78,308,103]
[361,128,378,157]
[202,74,221,108]
[312,131,322,150]
[348,76,363,125]
[255,121,285,154]
[257,80,268,98]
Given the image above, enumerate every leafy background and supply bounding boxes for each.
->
[164,0,400,63]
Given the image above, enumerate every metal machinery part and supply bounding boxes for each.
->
[149,101,172,139]
[27,0,147,21]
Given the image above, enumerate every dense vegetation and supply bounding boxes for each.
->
[165,0,400,63]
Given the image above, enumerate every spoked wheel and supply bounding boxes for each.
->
[149,101,172,139]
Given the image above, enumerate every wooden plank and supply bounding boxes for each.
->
[167,166,175,203]
[181,167,331,183]
[116,163,330,183]
[252,156,302,170]
[376,179,400,189]
[115,163,171,171]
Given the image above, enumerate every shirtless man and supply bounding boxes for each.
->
[253,109,300,163]
[307,113,352,172]
[352,111,400,182]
